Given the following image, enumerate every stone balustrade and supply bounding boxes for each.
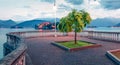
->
[81,30,120,42]
[0,32,27,65]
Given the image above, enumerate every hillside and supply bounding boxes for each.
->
[88,18,120,27]
[11,17,120,28]
[11,18,60,28]
[114,23,120,27]
[0,20,17,28]
[11,20,50,28]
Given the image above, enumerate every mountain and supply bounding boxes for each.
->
[87,18,120,27]
[114,23,120,27]
[0,20,17,28]
[11,17,120,28]
[11,20,51,28]
[11,18,60,28]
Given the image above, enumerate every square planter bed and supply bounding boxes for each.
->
[51,40,102,52]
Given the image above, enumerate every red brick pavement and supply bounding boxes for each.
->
[25,36,119,65]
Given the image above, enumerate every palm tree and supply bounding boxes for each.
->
[57,9,92,44]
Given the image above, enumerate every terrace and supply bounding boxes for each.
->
[0,30,120,65]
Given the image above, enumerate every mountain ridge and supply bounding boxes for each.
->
[11,20,50,28]
[0,18,120,28]
[0,20,17,28]
[88,18,120,27]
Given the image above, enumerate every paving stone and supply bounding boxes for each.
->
[25,36,118,65]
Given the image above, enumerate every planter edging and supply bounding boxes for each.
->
[51,42,69,51]
[106,49,120,65]
[51,41,102,52]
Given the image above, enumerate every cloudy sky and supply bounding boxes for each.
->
[0,0,120,22]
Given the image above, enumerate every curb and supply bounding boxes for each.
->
[51,41,102,52]
[106,49,120,65]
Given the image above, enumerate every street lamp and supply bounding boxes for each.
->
[53,0,57,37]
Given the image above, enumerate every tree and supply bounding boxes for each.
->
[57,17,72,36]
[57,9,92,44]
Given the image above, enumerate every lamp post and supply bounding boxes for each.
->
[53,0,57,37]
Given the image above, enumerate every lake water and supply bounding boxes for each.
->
[0,27,120,59]
[0,28,35,59]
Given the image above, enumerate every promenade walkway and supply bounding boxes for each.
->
[25,36,120,65]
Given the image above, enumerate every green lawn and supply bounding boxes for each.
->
[57,41,93,48]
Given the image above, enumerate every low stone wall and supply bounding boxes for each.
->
[81,30,120,42]
[0,32,27,65]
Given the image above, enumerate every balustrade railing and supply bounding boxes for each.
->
[0,32,27,65]
[81,31,120,42]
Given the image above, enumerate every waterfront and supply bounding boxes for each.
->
[0,27,120,59]
[1,27,120,65]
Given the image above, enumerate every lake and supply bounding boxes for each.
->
[0,27,120,59]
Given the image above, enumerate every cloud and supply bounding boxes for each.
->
[39,0,54,3]
[23,6,31,8]
[73,0,120,19]
[0,0,120,22]
[87,8,120,19]
[65,0,83,5]
[0,0,56,21]
[58,4,72,11]
[11,15,33,22]
[100,0,120,9]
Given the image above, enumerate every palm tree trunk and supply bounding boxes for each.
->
[75,31,77,44]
